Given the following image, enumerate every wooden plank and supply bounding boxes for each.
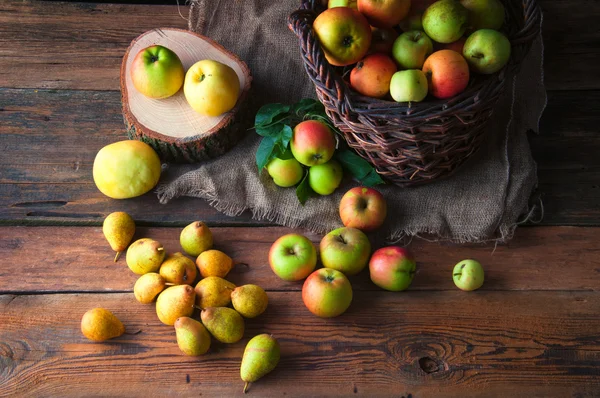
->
[0,0,599,91]
[1,225,598,293]
[1,291,599,397]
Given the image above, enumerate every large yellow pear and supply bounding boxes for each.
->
[93,140,161,199]
[183,60,240,117]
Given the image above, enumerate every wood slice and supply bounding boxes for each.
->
[120,28,252,163]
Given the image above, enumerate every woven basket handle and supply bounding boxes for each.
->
[287,2,355,120]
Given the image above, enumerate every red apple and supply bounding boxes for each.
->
[312,7,372,66]
[320,227,371,276]
[368,27,399,54]
[302,268,353,318]
[350,53,397,98]
[339,187,387,231]
[369,246,416,291]
[422,49,470,99]
[358,0,411,28]
[269,234,317,281]
[290,120,336,166]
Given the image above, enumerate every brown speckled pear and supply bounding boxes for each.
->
[134,272,167,304]
[194,276,236,308]
[81,308,125,342]
[156,284,196,325]
[174,317,211,356]
[102,212,135,262]
[159,252,198,285]
[231,284,268,318]
[180,221,213,257]
[240,334,280,393]
[200,307,244,344]
[126,238,165,275]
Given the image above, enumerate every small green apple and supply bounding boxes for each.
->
[452,259,484,291]
[422,0,469,44]
[390,70,428,102]
[308,159,343,195]
[266,151,304,187]
[130,45,184,99]
[269,233,317,281]
[392,30,433,69]
[463,29,511,74]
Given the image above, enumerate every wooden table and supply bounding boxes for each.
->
[1,1,599,396]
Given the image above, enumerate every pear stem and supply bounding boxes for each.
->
[243,382,249,394]
[194,305,204,311]
[114,251,121,262]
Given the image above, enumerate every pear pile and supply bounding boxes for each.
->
[88,215,279,392]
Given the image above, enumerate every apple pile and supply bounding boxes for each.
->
[314,0,511,102]
[131,45,240,116]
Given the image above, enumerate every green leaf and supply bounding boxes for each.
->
[292,98,324,116]
[295,170,313,205]
[255,103,290,127]
[279,125,293,150]
[334,149,385,187]
[256,136,277,171]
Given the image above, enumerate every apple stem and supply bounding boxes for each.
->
[114,251,121,262]
[243,382,249,394]
[472,53,484,59]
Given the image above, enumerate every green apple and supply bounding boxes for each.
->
[328,0,357,8]
[452,259,484,291]
[130,45,184,99]
[320,227,371,276]
[302,268,353,318]
[369,246,416,291]
[460,0,505,31]
[266,151,304,187]
[463,29,511,74]
[390,70,428,102]
[422,0,469,44]
[269,233,317,281]
[184,59,240,116]
[308,160,343,195]
[392,30,433,69]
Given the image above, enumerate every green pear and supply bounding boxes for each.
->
[240,334,280,393]
[156,284,196,325]
[134,272,167,304]
[201,307,244,344]
[102,211,135,262]
[174,317,211,356]
[159,252,198,285]
[81,308,125,342]
[231,284,268,318]
[195,276,236,308]
[180,221,213,257]
[126,238,165,275]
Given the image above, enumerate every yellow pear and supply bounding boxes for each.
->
[231,284,268,318]
[174,317,211,356]
[155,285,196,325]
[180,221,213,257]
[159,253,198,285]
[200,307,244,344]
[102,212,135,262]
[134,273,167,304]
[81,308,125,342]
[126,238,165,275]
[194,276,236,308]
[240,334,280,393]
[196,249,233,278]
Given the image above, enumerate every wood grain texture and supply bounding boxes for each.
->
[1,292,599,397]
[1,225,598,293]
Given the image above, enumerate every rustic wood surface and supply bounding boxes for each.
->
[1,0,600,396]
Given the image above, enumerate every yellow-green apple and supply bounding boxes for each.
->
[269,234,317,281]
[390,69,428,102]
[358,0,411,28]
[422,49,469,99]
[328,0,358,8]
[392,30,433,69]
[460,0,504,31]
[435,36,467,54]
[339,187,387,231]
[266,151,304,187]
[463,29,511,74]
[302,268,353,318]
[130,45,185,99]
[320,227,371,276]
[308,159,343,195]
[312,7,372,66]
[368,27,398,54]
[369,246,416,291]
[93,140,161,199]
[349,53,397,98]
[399,0,436,32]
[452,259,484,291]
[290,120,336,166]
[422,0,469,43]
[184,59,240,116]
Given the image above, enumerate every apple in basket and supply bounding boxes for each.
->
[422,49,470,99]
[339,187,387,231]
[312,7,372,66]
[350,53,397,98]
[422,0,469,44]
[392,30,434,70]
[290,120,336,166]
[184,59,240,116]
[328,0,358,8]
[368,26,398,54]
[390,69,429,103]
[130,45,184,99]
[269,233,317,281]
[460,0,505,31]
[463,29,511,74]
[357,0,411,29]
[302,268,353,318]
[399,0,437,32]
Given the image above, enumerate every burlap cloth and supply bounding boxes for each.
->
[157,0,547,243]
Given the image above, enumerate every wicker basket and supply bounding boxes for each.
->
[288,0,541,186]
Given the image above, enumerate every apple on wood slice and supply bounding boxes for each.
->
[121,28,252,163]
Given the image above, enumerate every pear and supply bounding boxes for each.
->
[195,276,236,308]
[180,221,213,257]
[156,284,196,325]
[81,308,125,342]
[134,273,167,303]
[159,252,198,285]
[240,334,280,393]
[196,249,234,278]
[102,212,135,262]
[231,284,268,318]
[200,307,244,344]
[174,317,211,356]
[126,238,165,275]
